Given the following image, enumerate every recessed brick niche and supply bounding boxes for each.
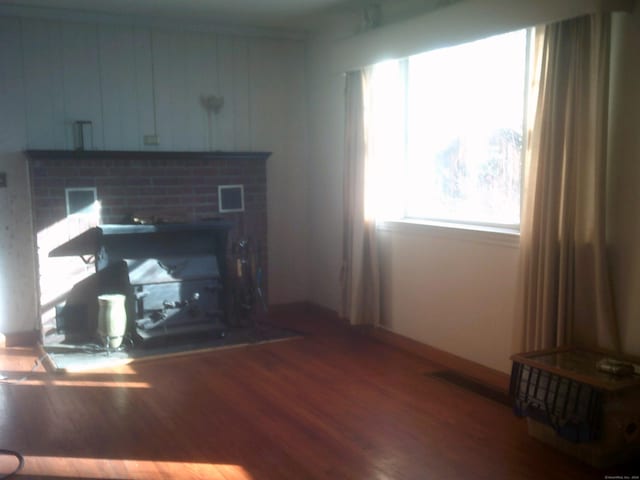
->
[26,150,269,330]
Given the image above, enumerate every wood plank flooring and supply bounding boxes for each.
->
[0,307,635,479]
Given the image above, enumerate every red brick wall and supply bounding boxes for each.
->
[29,151,268,274]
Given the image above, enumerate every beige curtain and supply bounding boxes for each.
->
[341,70,381,326]
[515,13,620,353]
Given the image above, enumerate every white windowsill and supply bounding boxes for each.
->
[376,218,520,248]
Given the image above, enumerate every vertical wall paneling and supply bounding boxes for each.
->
[18,17,265,153]
[152,29,223,151]
[217,36,236,151]
[60,21,104,149]
[132,27,156,148]
[98,24,139,149]
[0,17,26,149]
[233,38,251,150]
[149,29,173,149]
[184,31,216,150]
[248,40,285,151]
[21,19,66,149]
[216,36,234,151]
[152,29,188,149]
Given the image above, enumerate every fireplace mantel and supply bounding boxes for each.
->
[25,150,271,161]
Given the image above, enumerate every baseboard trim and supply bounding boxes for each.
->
[369,326,510,393]
[266,302,509,393]
[0,330,41,348]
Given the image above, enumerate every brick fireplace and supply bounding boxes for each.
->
[26,150,269,342]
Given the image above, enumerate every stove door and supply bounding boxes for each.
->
[125,255,224,340]
[133,279,223,337]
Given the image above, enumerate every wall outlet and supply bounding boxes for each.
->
[0,172,6,188]
[143,134,159,146]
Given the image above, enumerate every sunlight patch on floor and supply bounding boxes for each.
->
[15,379,151,388]
[12,456,253,479]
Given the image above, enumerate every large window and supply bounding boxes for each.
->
[367,29,530,229]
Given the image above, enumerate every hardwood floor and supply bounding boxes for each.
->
[0,307,635,479]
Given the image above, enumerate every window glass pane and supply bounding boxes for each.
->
[404,29,527,226]
[367,60,407,220]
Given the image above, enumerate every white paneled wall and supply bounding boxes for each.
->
[60,22,104,149]
[133,27,157,148]
[98,24,142,149]
[21,19,67,149]
[0,14,310,332]
[17,18,260,152]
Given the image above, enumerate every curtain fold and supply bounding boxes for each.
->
[515,13,620,353]
[341,70,381,326]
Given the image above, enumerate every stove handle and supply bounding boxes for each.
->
[135,288,148,319]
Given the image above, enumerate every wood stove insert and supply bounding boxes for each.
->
[50,221,232,344]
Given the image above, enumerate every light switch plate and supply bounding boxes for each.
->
[0,172,6,188]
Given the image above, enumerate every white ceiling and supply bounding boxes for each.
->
[0,0,369,29]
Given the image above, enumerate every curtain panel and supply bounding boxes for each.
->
[341,71,381,326]
[515,13,620,353]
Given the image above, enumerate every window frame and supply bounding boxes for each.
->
[373,28,533,234]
